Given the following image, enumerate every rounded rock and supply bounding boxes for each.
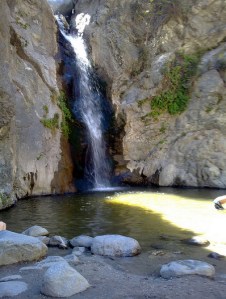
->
[160,259,215,279]
[91,235,141,257]
[41,262,90,297]
[22,225,49,237]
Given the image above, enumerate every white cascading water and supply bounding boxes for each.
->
[56,14,110,189]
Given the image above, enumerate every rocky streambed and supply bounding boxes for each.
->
[1,226,226,298]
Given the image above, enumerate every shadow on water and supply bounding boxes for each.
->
[1,187,226,275]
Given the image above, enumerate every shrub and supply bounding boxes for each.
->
[57,91,73,138]
[40,113,59,130]
[139,52,201,120]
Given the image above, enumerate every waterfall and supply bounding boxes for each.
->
[56,14,111,189]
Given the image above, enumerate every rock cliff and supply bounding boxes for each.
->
[0,0,74,209]
[73,0,226,188]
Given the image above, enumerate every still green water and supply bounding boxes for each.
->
[1,187,226,254]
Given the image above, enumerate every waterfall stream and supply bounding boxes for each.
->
[56,14,111,189]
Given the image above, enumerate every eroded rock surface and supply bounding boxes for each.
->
[73,0,226,188]
[0,0,74,210]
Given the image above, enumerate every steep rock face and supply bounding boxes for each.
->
[0,0,74,209]
[74,0,226,187]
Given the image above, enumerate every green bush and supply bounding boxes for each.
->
[43,105,49,115]
[57,91,73,137]
[40,113,59,130]
[139,52,200,120]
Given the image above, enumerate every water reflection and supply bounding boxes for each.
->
[1,187,226,254]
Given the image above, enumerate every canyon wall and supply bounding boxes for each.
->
[0,0,74,209]
[74,0,226,188]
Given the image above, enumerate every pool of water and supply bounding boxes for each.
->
[1,187,226,254]
[2,186,226,276]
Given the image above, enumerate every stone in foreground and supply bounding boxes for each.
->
[70,235,93,248]
[0,281,27,297]
[22,225,49,237]
[160,260,215,279]
[41,262,90,297]
[0,230,47,266]
[91,235,141,257]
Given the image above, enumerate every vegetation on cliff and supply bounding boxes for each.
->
[139,52,201,119]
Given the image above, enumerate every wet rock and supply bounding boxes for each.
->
[41,262,90,297]
[70,235,93,248]
[91,235,141,257]
[22,225,49,237]
[208,252,225,260]
[181,236,210,247]
[160,260,215,279]
[0,230,47,266]
[49,236,68,249]
[0,281,27,297]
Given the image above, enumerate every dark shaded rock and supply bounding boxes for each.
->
[208,252,225,260]
[181,236,210,247]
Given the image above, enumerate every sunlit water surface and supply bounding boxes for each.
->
[1,187,226,256]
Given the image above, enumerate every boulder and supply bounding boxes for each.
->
[0,281,27,297]
[70,235,93,248]
[22,225,49,237]
[91,235,141,257]
[160,260,215,279]
[41,262,90,297]
[0,230,47,266]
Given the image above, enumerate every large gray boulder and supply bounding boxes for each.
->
[91,235,141,257]
[41,262,90,297]
[0,231,47,266]
[22,225,49,237]
[160,260,215,279]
